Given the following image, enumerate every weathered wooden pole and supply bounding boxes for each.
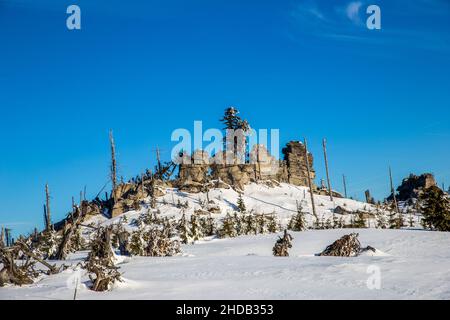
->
[303,138,317,218]
[156,146,162,176]
[5,228,12,247]
[342,174,348,198]
[322,138,333,201]
[109,130,117,193]
[0,226,4,247]
[389,166,399,213]
[45,183,52,231]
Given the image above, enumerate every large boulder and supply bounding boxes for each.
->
[390,173,437,201]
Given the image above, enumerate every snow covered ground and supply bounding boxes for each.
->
[1,228,450,300]
[1,183,446,300]
[89,182,396,232]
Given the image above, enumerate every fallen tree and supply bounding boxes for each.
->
[0,241,64,287]
[318,233,375,257]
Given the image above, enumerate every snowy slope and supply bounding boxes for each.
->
[89,182,404,232]
[1,183,440,300]
[1,228,450,300]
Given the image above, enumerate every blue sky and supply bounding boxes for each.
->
[0,0,449,237]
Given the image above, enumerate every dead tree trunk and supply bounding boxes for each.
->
[0,227,4,248]
[156,146,162,176]
[303,138,317,219]
[389,166,399,213]
[109,130,118,196]
[54,206,84,260]
[45,184,52,231]
[322,138,333,202]
[342,174,348,198]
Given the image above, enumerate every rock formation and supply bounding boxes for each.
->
[389,173,437,201]
[175,141,317,193]
[282,141,316,188]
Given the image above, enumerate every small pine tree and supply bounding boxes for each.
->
[38,229,60,259]
[420,186,450,231]
[233,212,243,235]
[325,218,333,229]
[376,213,388,229]
[257,214,268,234]
[288,202,307,231]
[267,214,279,233]
[332,214,339,229]
[237,193,246,213]
[353,212,367,228]
[220,213,237,238]
[128,227,147,256]
[273,230,293,257]
[178,214,192,244]
[190,215,203,242]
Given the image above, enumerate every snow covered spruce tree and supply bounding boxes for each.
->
[128,225,147,256]
[146,228,181,257]
[353,212,367,228]
[178,214,193,244]
[267,214,279,233]
[38,229,61,260]
[219,212,237,238]
[273,229,293,257]
[244,213,258,235]
[288,201,307,231]
[376,212,388,229]
[190,214,203,242]
[233,212,243,235]
[84,227,122,292]
[237,193,247,213]
[420,186,450,231]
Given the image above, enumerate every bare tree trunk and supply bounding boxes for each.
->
[389,166,399,213]
[156,146,162,176]
[0,227,4,247]
[109,130,117,195]
[342,174,348,198]
[45,184,52,231]
[303,138,317,218]
[322,138,333,202]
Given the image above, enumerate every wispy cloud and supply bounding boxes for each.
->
[288,0,450,53]
[345,1,363,25]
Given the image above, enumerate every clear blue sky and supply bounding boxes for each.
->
[1,0,449,238]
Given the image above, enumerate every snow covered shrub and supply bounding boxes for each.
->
[420,186,450,231]
[288,202,307,231]
[128,226,147,256]
[146,228,181,257]
[37,229,61,260]
[376,212,387,229]
[218,213,237,238]
[273,230,293,257]
[237,193,247,213]
[84,227,122,292]
[318,233,374,257]
[111,223,130,256]
[267,214,279,233]
[353,212,367,228]
[190,214,203,242]
[200,215,217,236]
[178,214,193,244]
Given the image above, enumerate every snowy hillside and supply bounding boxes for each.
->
[1,228,450,299]
[89,182,399,232]
[2,182,445,300]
